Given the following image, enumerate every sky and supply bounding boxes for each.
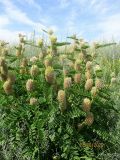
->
[0,0,120,43]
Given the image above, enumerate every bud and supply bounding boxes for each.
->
[30,65,39,77]
[83,98,91,112]
[85,79,93,91]
[95,78,103,89]
[48,29,53,35]
[84,112,94,126]
[7,72,16,84]
[21,58,28,67]
[50,35,57,44]
[45,66,55,84]
[74,73,81,84]
[86,61,92,70]
[57,90,66,113]
[64,77,72,89]
[38,39,43,47]
[30,97,38,105]
[74,60,81,71]
[85,70,91,80]
[91,86,97,97]
[3,81,13,95]
[44,55,52,67]
[20,68,27,74]
[26,79,35,92]
[30,56,38,63]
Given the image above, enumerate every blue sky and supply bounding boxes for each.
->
[0,0,120,42]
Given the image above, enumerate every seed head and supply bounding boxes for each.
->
[57,90,66,112]
[84,112,94,126]
[85,70,91,80]
[85,79,93,91]
[30,56,38,63]
[3,80,13,95]
[38,39,43,47]
[21,58,28,67]
[83,98,91,112]
[86,61,92,70]
[45,66,55,84]
[74,60,81,71]
[30,97,38,105]
[95,78,103,89]
[74,73,81,84]
[64,77,72,89]
[48,29,54,35]
[30,65,39,77]
[26,79,35,92]
[91,86,97,97]
[50,35,57,44]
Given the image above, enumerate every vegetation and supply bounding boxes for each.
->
[0,30,120,160]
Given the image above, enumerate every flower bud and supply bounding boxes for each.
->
[91,86,97,97]
[30,56,38,63]
[38,39,43,47]
[48,29,54,35]
[21,58,28,67]
[95,78,103,89]
[85,79,93,91]
[83,98,91,112]
[45,66,55,84]
[44,58,52,68]
[74,60,81,71]
[64,77,72,89]
[30,65,39,77]
[30,97,38,105]
[86,61,92,70]
[3,80,13,95]
[57,90,66,112]
[85,70,91,80]
[50,35,57,44]
[84,112,94,126]
[26,79,35,92]
[74,73,81,84]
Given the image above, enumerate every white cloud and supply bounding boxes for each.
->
[97,13,120,40]
[58,0,70,9]
[0,15,10,28]
[0,0,46,29]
